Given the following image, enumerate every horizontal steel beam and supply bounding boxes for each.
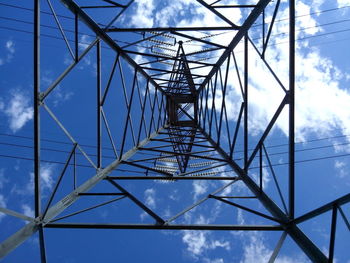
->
[106,176,238,180]
[106,26,236,32]
[293,193,350,224]
[45,223,283,231]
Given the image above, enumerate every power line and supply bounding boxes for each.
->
[0,132,161,157]
[1,148,349,173]
[1,2,349,25]
[2,0,350,56]
[2,15,350,56]
[1,136,349,161]
[2,22,350,65]
[2,13,350,42]
[0,24,150,50]
[1,3,349,169]
[1,129,349,168]
[254,4,350,25]
[1,130,349,155]
[0,2,74,20]
[1,4,350,50]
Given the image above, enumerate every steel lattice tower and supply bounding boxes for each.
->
[0,0,349,262]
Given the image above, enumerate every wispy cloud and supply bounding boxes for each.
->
[239,231,310,263]
[203,258,224,263]
[14,164,56,195]
[35,164,55,191]
[42,73,74,107]
[131,0,155,28]
[337,0,350,8]
[196,1,350,146]
[169,189,179,201]
[62,34,96,73]
[21,204,34,218]
[239,233,271,263]
[181,214,231,260]
[140,188,157,221]
[248,3,350,142]
[235,212,309,263]
[6,40,15,54]
[144,188,156,209]
[0,39,15,66]
[0,89,33,133]
[182,230,231,260]
[334,160,348,178]
[182,230,207,257]
[78,34,92,50]
[192,180,208,200]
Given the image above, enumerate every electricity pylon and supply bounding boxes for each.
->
[0,1,349,262]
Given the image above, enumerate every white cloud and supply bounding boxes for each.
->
[335,160,346,169]
[1,90,33,133]
[140,189,157,221]
[21,204,34,218]
[240,232,310,263]
[6,40,15,54]
[127,0,350,150]
[131,0,155,28]
[209,240,230,250]
[181,214,231,260]
[240,233,271,263]
[182,230,231,260]
[292,51,350,141]
[144,188,156,209]
[211,0,350,147]
[65,35,96,74]
[162,207,171,218]
[337,0,350,8]
[236,212,309,263]
[51,86,74,106]
[182,230,207,256]
[169,189,179,201]
[0,39,15,65]
[40,164,55,190]
[237,209,245,225]
[126,0,237,84]
[133,47,150,65]
[140,211,148,221]
[78,34,92,50]
[154,2,179,27]
[203,258,224,263]
[334,160,347,178]
[192,180,208,200]
[333,140,350,153]
[42,74,74,106]
[250,166,271,190]
[27,164,55,193]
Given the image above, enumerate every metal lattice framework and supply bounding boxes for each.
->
[0,0,349,262]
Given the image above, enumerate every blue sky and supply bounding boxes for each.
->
[0,0,350,262]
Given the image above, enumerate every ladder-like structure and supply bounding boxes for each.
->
[0,1,349,262]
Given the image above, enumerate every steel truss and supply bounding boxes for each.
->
[0,0,349,262]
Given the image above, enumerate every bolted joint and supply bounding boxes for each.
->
[38,92,45,103]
